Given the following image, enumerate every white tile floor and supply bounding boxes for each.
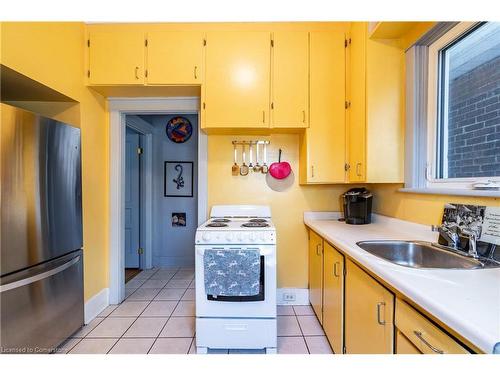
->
[60,267,333,354]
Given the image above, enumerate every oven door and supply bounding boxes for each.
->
[195,245,276,318]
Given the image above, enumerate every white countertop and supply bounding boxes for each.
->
[304,212,500,354]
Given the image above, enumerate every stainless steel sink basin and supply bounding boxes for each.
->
[356,240,500,269]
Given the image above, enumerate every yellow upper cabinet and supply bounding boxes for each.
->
[203,31,271,128]
[88,31,145,85]
[147,31,204,85]
[271,31,309,128]
[347,22,404,183]
[300,31,346,184]
[347,23,366,182]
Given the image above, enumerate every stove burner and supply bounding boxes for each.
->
[249,218,268,223]
[206,222,228,227]
[212,218,231,223]
[242,222,270,228]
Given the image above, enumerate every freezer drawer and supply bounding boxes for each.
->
[0,251,84,354]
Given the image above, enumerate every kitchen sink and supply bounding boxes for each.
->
[356,240,500,269]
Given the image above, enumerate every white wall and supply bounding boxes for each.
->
[140,114,198,267]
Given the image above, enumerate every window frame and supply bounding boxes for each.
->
[425,21,488,189]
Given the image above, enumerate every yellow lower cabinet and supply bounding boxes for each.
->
[308,230,323,324]
[395,299,469,354]
[396,329,421,354]
[344,259,394,354]
[322,242,344,354]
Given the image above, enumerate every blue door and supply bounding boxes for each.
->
[125,128,141,268]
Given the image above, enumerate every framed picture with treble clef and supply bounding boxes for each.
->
[164,161,194,197]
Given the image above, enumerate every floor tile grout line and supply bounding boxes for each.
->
[188,337,196,354]
[105,269,177,354]
[147,279,191,354]
[293,314,310,354]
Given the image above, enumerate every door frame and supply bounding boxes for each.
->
[108,97,206,304]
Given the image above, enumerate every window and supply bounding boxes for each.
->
[435,22,500,180]
[405,22,500,193]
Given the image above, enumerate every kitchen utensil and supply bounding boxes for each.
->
[240,143,249,176]
[253,142,261,172]
[269,149,292,180]
[248,142,254,169]
[261,143,269,174]
[232,143,239,176]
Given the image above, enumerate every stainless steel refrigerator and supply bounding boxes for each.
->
[1,103,84,353]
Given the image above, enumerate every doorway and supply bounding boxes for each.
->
[108,97,207,305]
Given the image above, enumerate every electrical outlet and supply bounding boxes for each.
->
[282,292,296,302]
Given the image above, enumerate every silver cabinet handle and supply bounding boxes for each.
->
[311,165,314,178]
[0,255,80,293]
[333,261,341,277]
[316,244,322,256]
[376,302,386,325]
[194,65,198,79]
[262,110,266,123]
[413,331,444,354]
[356,162,362,176]
[302,110,306,123]
[135,66,140,79]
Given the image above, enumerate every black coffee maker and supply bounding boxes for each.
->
[341,188,373,225]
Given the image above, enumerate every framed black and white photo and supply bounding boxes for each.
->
[164,161,193,197]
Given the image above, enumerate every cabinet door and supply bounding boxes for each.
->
[308,230,323,324]
[203,31,271,128]
[88,31,145,85]
[348,22,366,182]
[322,242,344,354]
[147,31,204,85]
[271,31,309,128]
[395,299,469,354]
[307,31,346,183]
[345,259,394,354]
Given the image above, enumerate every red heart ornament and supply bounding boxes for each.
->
[269,149,292,180]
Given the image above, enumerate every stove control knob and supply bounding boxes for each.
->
[226,233,233,241]
[259,232,266,242]
[202,232,211,242]
[236,232,243,242]
[249,233,257,242]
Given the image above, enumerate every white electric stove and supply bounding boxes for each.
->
[195,205,277,354]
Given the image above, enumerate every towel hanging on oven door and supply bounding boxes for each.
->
[203,249,261,297]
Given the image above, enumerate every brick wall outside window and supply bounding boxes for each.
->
[447,56,500,178]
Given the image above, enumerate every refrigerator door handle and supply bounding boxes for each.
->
[0,255,81,293]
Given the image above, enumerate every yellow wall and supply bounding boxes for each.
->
[208,134,353,288]
[368,23,499,224]
[370,184,499,225]
[1,22,108,301]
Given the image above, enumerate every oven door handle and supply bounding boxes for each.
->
[196,248,268,256]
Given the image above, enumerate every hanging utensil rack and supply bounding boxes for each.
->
[231,140,270,175]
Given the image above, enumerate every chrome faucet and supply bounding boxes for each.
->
[432,224,460,250]
[460,227,480,259]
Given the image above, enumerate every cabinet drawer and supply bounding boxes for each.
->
[395,299,469,354]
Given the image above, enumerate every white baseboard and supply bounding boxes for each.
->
[276,288,309,305]
[84,288,109,324]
